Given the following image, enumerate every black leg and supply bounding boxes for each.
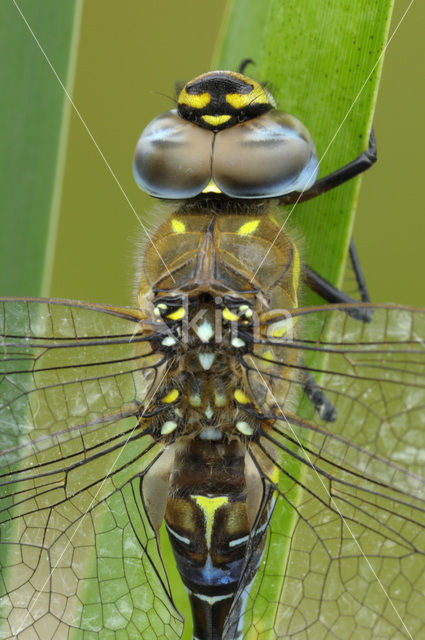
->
[303,373,336,422]
[303,265,372,322]
[302,242,371,417]
[349,239,370,303]
[281,129,377,205]
[296,130,375,418]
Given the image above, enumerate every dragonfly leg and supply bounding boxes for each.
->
[303,373,336,422]
[302,239,371,417]
[349,238,370,303]
[280,128,376,205]
[303,257,371,322]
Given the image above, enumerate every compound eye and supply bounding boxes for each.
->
[212,110,318,199]
[133,110,214,199]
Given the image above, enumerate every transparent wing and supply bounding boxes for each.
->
[228,305,425,639]
[0,299,184,640]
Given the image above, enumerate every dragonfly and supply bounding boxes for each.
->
[0,67,424,640]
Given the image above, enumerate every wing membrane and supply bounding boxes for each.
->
[0,299,183,639]
[228,305,425,639]
[1,301,425,639]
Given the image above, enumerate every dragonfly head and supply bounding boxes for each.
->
[177,70,276,131]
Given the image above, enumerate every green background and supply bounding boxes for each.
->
[1,0,424,307]
[0,0,425,306]
[3,0,420,307]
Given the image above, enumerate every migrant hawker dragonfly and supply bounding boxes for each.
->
[0,70,424,639]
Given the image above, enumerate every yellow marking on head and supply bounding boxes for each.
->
[193,495,228,547]
[171,219,186,234]
[201,114,231,127]
[222,307,239,322]
[202,178,222,194]
[161,389,179,404]
[178,89,210,109]
[234,389,250,405]
[237,219,260,235]
[225,81,271,109]
[166,306,185,321]
[225,76,275,108]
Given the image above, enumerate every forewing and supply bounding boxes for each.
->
[230,305,425,639]
[0,299,183,639]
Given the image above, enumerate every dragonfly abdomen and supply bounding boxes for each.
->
[164,438,272,640]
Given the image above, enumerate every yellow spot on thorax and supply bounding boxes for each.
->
[161,389,179,404]
[237,219,260,235]
[166,307,185,320]
[171,219,186,233]
[193,495,228,547]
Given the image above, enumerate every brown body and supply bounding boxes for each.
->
[140,205,301,639]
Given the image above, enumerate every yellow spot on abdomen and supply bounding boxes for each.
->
[171,219,186,233]
[166,306,185,320]
[193,495,228,547]
[234,389,250,405]
[161,389,179,404]
[214,391,227,407]
[237,220,260,235]
[222,307,239,322]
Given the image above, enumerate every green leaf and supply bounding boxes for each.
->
[214,1,394,636]
[0,0,82,296]
[216,0,394,291]
[0,2,82,637]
